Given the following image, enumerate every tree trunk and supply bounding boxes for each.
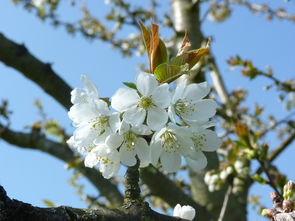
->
[170,1,248,220]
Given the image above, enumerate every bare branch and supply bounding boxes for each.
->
[208,55,232,110]
[140,166,213,220]
[217,185,232,221]
[228,0,295,22]
[268,131,295,163]
[0,32,72,110]
[0,185,185,221]
[254,131,295,178]
[0,124,124,206]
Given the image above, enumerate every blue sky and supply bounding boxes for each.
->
[0,0,294,220]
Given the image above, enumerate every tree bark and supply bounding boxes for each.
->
[0,124,124,207]
[0,185,187,221]
[0,33,72,110]
[170,1,248,220]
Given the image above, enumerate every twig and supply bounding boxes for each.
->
[217,185,232,221]
[123,158,141,208]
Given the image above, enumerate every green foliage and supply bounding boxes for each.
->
[123,82,137,90]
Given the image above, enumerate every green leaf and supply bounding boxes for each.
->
[43,199,55,208]
[154,63,183,83]
[170,47,209,69]
[233,140,247,147]
[123,82,137,90]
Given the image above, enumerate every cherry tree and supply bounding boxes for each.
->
[0,1,294,220]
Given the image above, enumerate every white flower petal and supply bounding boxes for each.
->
[168,106,177,123]
[120,145,137,166]
[173,204,182,217]
[150,142,162,166]
[100,162,120,179]
[177,205,196,220]
[105,133,123,149]
[186,151,207,171]
[131,124,152,136]
[84,152,98,168]
[136,138,151,167]
[196,129,221,152]
[184,82,210,102]
[109,112,121,133]
[111,88,139,112]
[147,107,168,131]
[160,152,181,173]
[186,99,217,122]
[68,103,95,125]
[81,74,98,97]
[94,99,111,116]
[151,83,171,108]
[70,88,87,104]
[123,107,146,126]
[119,121,131,135]
[172,81,186,103]
[136,72,158,96]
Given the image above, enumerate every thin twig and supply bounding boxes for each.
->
[217,185,232,221]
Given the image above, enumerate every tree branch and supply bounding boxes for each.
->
[0,124,124,207]
[0,32,72,110]
[140,166,213,220]
[0,185,185,221]
[208,56,231,110]
[124,158,141,207]
[255,131,295,176]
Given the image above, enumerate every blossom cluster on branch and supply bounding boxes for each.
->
[67,72,221,179]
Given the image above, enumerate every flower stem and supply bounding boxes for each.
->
[123,158,141,208]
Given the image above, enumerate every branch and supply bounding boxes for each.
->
[0,32,72,110]
[217,185,232,221]
[207,55,232,111]
[268,131,295,163]
[140,166,213,221]
[0,124,124,207]
[0,185,185,221]
[228,0,295,22]
[255,131,295,176]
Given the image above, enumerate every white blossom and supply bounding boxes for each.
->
[173,204,196,221]
[84,143,120,179]
[111,72,171,130]
[186,127,221,171]
[105,121,152,167]
[168,81,216,125]
[150,126,196,173]
[67,75,120,154]
[70,75,99,105]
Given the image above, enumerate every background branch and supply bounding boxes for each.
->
[0,32,72,110]
[0,124,124,206]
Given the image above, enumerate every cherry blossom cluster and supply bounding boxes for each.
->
[67,72,221,179]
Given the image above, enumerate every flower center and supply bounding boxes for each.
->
[175,100,195,116]
[139,96,153,109]
[97,156,114,166]
[123,131,137,151]
[160,130,180,152]
[192,133,207,151]
[91,116,109,134]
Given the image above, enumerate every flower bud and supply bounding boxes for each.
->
[283,180,295,200]
[282,199,294,212]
